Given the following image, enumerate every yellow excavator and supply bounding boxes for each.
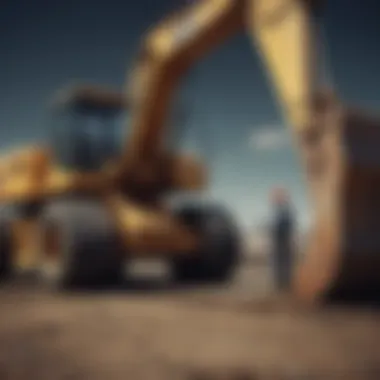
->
[0,0,379,304]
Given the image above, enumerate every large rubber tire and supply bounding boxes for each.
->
[171,204,241,283]
[39,199,125,290]
[0,207,14,283]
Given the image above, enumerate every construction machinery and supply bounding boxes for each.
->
[0,0,379,304]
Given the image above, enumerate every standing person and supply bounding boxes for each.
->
[270,187,296,292]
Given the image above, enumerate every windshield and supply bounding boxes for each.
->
[50,103,129,171]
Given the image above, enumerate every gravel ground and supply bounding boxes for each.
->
[0,263,379,380]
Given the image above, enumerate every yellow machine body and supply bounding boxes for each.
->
[1,0,379,303]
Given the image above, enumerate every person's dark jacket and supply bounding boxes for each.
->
[272,205,294,244]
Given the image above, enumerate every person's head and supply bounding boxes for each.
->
[270,187,290,207]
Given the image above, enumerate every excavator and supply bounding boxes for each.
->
[0,0,379,304]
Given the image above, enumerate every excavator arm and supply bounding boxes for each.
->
[124,0,318,165]
[247,0,317,133]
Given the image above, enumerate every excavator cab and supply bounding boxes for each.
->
[49,85,128,172]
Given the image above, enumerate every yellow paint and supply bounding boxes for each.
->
[107,195,199,254]
[248,0,315,131]
[12,219,41,270]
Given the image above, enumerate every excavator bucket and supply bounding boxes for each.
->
[293,90,380,305]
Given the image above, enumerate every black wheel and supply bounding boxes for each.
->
[0,206,14,283]
[39,199,125,290]
[171,203,241,283]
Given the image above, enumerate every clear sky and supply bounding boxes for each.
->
[1,0,379,230]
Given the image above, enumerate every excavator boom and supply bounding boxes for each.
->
[125,0,317,165]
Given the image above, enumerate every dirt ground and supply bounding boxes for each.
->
[0,263,380,380]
